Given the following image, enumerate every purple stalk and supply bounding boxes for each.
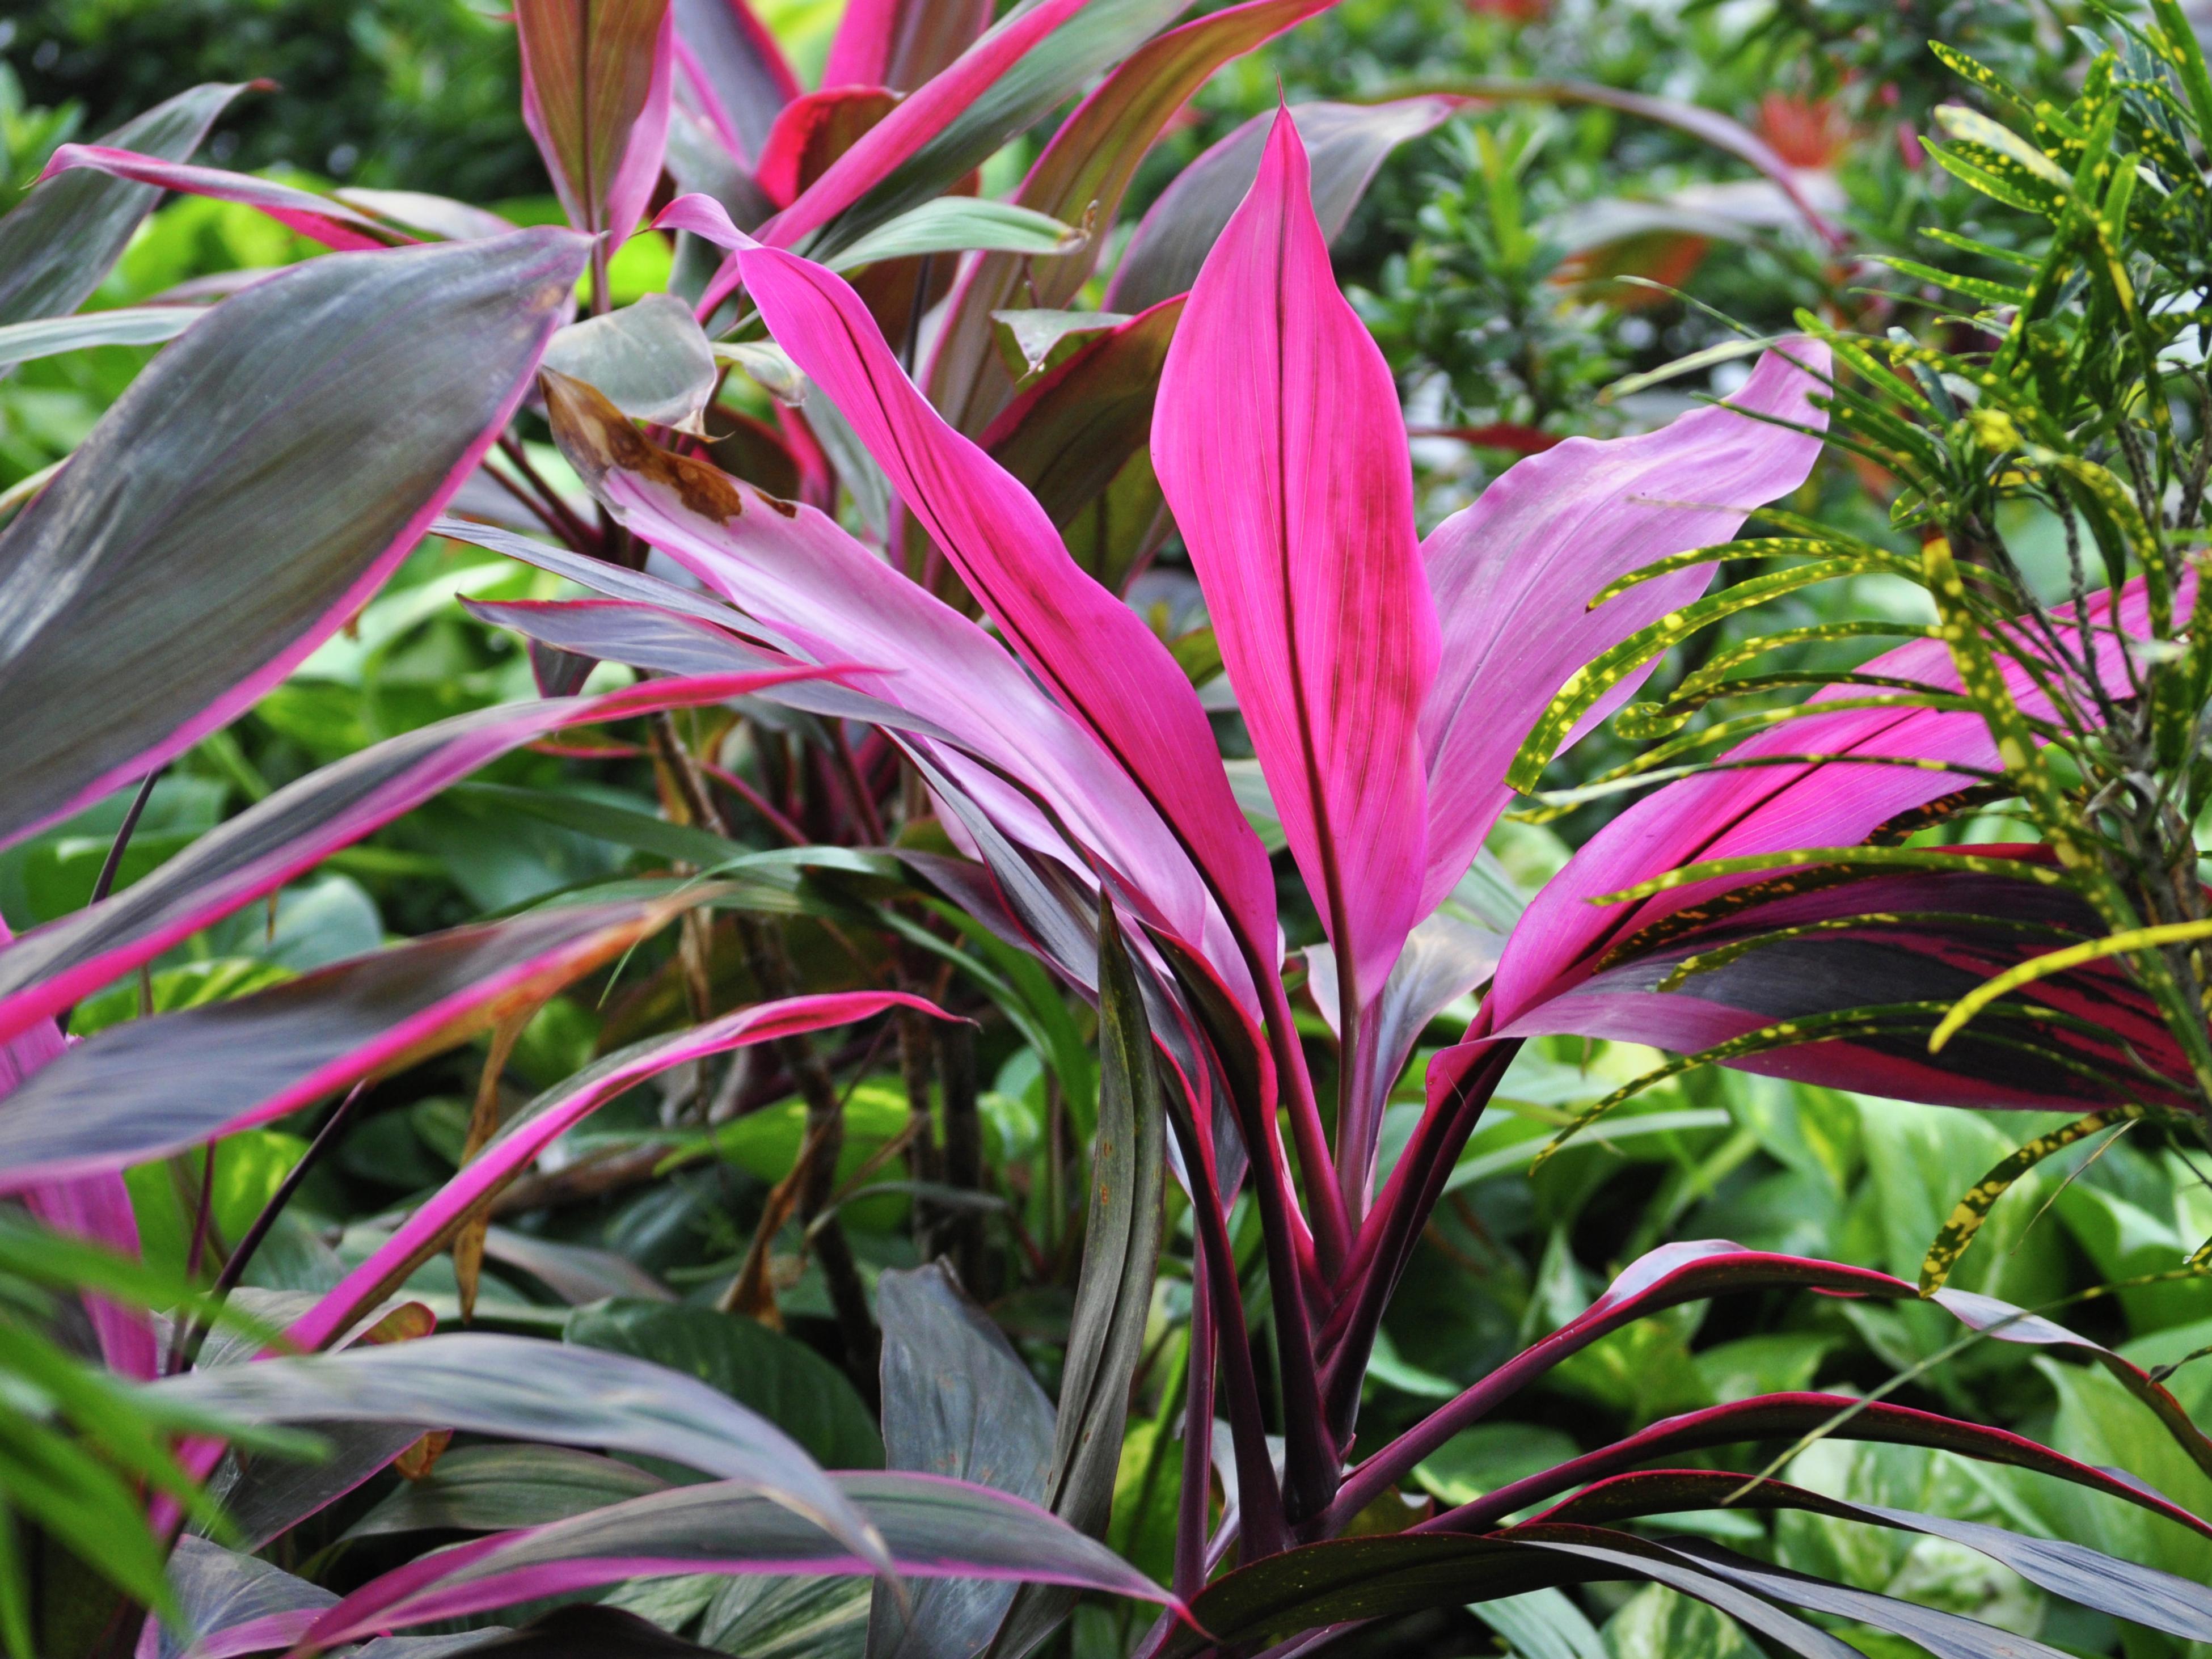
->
[1176,1267,1217,1602]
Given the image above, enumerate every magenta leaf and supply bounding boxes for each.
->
[35,146,410,251]
[0,227,590,853]
[926,0,1340,438]
[1491,571,2190,1026]
[0,670,826,1048]
[729,237,1278,995]
[1153,105,1435,1042]
[1419,340,1833,918]
[286,989,941,1351]
[516,0,677,244]
[0,896,710,1189]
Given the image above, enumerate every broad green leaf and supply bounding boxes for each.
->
[827,198,1084,273]
[541,292,717,430]
[565,1300,884,1471]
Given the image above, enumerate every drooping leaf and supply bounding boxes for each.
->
[568,1301,884,1471]
[231,1473,1169,1654]
[1106,98,1462,314]
[1153,112,1435,1172]
[286,992,943,1350]
[868,1264,1056,1658]
[0,896,702,1188]
[822,0,992,92]
[0,672,822,1048]
[0,227,590,851]
[1422,343,1831,917]
[151,1335,888,1572]
[732,227,1278,998]
[542,292,717,428]
[517,0,677,242]
[0,82,249,327]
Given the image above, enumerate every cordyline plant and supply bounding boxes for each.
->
[1,2,2210,1658]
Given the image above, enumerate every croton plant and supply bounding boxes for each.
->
[1,1,2209,1657]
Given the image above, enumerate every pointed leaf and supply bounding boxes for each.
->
[869,1264,1056,1658]
[517,0,677,242]
[239,1472,1172,1652]
[541,366,1263,993]
[1420,342,1830,916]
[0,672,817,1048]
[1154,108,1436,1016]
[0,307,199,373]
[286,991,942,1350]
[0,227,590,852]
[34,146,410,251]
[1107,98,1461,315]
[0,82,249,327]
[0,896,702,1188]
[826,198,1083,272]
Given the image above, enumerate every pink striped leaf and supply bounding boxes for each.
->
[539,364,1264,1001]
[1419,340,1833,920]
[0,227,590,852]
[214,1472,1173,1654]
[671,0,797,169]
[1153,107,1436,1015]
[0,670,828,1048]
[517,0,677,243]
[1490,572,2189,1027]
[33,146,411,251]
[0,894,708,1190]
[286,989,940,1350]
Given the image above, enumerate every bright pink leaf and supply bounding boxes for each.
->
[35,146,408,251]
[1154,104,1436,1021]
[1419,340,1831,918]
[822,0,992,92]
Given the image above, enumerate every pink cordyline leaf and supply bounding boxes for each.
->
[0,672,825,1049]
[0,228,591,854]
[0,963,158,1379]
[1488,570,2195,1028]
[286,990,945,1351]
[724,229,1282,984]
[517,0,677,244]
[537,368,1237,993]
[1154,104,1435,1025]
[1417,339,1833,918]
[671,0,797,168]
[753,87,902,208]
[822,0,992,92]
[0,894,717,1190]
[34,147,410,251]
